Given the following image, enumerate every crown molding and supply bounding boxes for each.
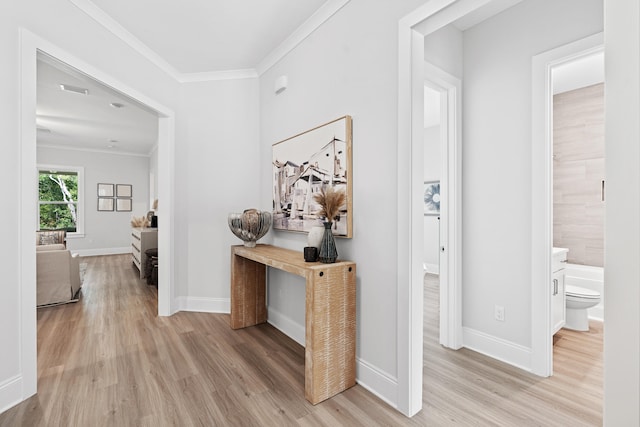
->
[178,68,258,83]
[69,0,183,80]
[38,143,151,157]
[71,0,351,82]
[256,0,352,76]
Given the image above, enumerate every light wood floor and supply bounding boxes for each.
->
[0,257,602,426]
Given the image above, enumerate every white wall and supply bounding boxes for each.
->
[259,0,427,401]
[424,24,463,79]
[37,146,150,255]
[461,0,603,348]
[423,125,440,273]
[178,78,260,306]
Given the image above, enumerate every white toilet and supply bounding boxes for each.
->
[565,284,601,331]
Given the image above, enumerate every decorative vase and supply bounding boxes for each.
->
[228,209,272,247]
[307,225,325,249]
[318,221,338,263]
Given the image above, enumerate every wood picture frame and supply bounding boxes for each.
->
[116,198,132,212]
[97,198,114,211]
[272,116,353,237]
[116,184,132,198]
[97,183,114,197]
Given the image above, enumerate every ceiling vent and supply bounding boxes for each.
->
[59,84,89,95]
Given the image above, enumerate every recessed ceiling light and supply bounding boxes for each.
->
[110,102,125,109]
[59,84,89,95]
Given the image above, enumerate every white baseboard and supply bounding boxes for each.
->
[72,247,130,257]
[267,306,305,346]
[0,375,24,415]
[176,297,230,313]
[462,327,532,372]
[423,262,439,275]
[355,357,398,410]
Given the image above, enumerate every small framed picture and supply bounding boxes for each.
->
[116,184,132,198]
[116,198,132,212]
[424,181,441,215]
[98,198,114,211]
[97,183,114,197]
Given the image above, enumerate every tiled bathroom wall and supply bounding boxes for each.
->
[553,83,605,267]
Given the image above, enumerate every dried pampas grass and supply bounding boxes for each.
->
[131,215,149,228]
[313,186,346,222]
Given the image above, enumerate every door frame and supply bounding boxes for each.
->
[424,63,463,350]
[397,0,482,416]
[19,28,176,398]
[530,32,604,376]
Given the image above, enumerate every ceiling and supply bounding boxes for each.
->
[88,0,327,74]
[37,0,332,155]
[37,53,159,155]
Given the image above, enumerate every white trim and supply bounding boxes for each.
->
[0,375,23,415]
[176,297,230,314]
[69,0,182,80]
[398,0,478,416]
[178,69,258,83]
[72,247,130,257]
[70,0,351,81]
[267,307,306,347]
[355,358,398,410]
[462,327,532,372]
[256,0,352,76]
[530,32,604,377]
[38,143,151,158]
[423,62,463,351]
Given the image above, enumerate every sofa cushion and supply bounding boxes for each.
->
[36,244,66,252]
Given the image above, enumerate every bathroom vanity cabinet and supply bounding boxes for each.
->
[552,248,568,334]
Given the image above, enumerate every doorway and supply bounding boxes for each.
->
[531,32,604,376]
[19,29,176,398]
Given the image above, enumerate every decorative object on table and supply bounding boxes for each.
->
[147,210,158,228]
[228,209,272,247]
[313,186,346,264]
[130,215,149,228]
[303,246,318,262]
[272,115,353,237]
[423,181,441,215]
[307,225,325,249]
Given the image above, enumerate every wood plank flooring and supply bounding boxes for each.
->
[0,257,602,426]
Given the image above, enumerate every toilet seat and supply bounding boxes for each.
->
[566,284,600,299]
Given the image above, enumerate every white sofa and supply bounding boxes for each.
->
[36,244,81,307]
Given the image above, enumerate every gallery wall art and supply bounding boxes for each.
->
[272,116,353,237]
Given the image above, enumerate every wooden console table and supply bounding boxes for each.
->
[230,244,356,404]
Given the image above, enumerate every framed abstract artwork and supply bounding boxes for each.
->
[272,116,353,237]
[424,181,441,215]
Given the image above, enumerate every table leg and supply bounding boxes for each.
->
[230,252,267,329]
[304,264,356,404]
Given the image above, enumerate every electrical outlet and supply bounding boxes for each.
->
[494,305,505,322]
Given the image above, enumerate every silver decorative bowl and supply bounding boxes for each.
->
[228,209,272,247]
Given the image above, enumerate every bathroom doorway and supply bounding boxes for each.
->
[531,33,605,376]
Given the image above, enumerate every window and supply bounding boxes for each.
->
[38,165,84,236]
